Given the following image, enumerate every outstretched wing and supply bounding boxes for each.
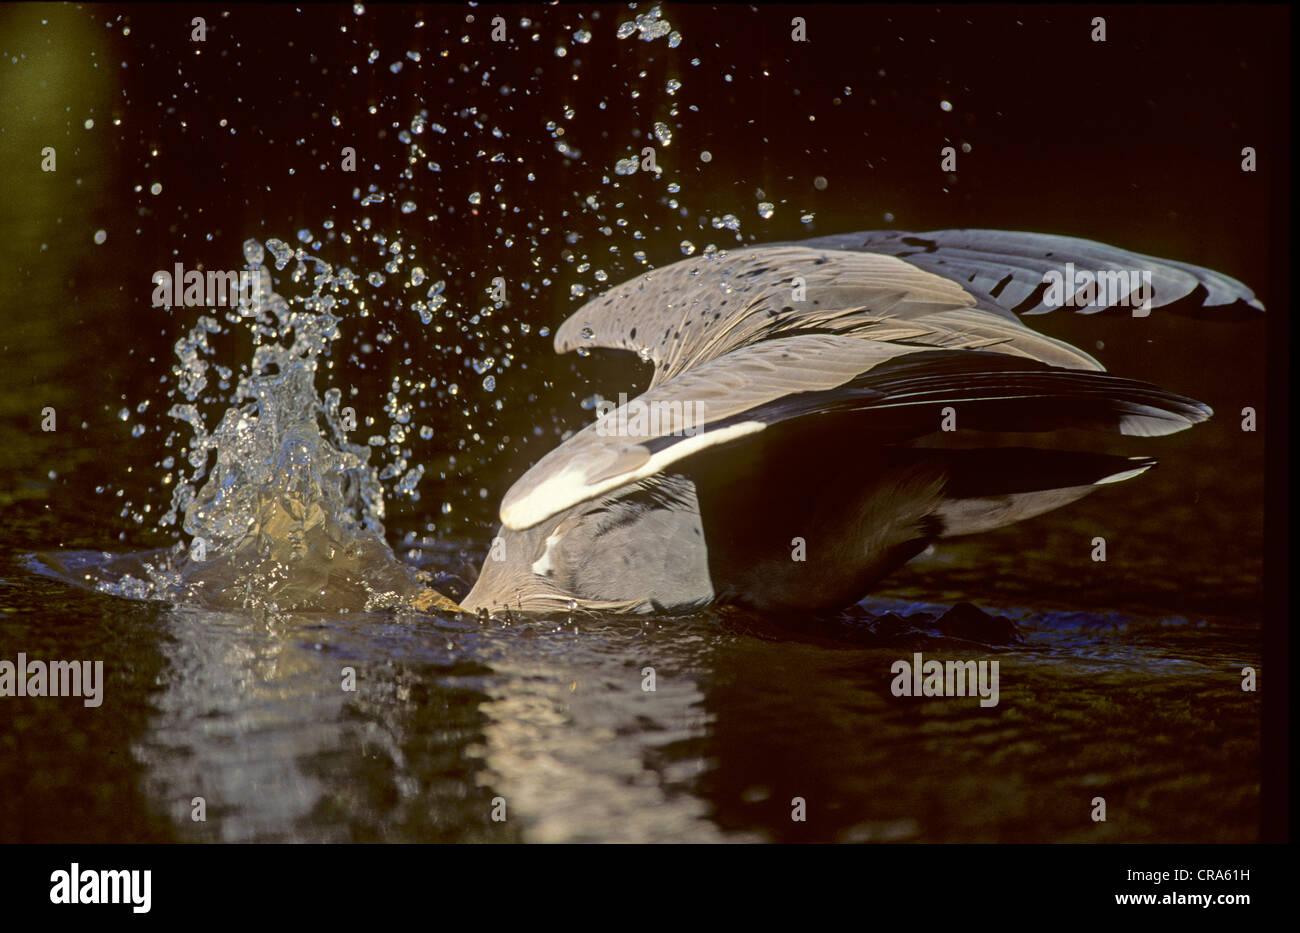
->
[511,230,1256,531]
[790,228,1265,317]
[553,229,1261,387]
[499,336,1209,531]
[554,248,983,387]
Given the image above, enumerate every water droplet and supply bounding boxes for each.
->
[653,122,672,146]
[93,229,107,245]
[940,99,953,112]
[758,202,774,219]
[149,182,162,196]
[699,151,712,163]
[266,238,293,269]
[680,240,696,255]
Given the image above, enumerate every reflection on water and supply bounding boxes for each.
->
[131,605,513,843]
[2,556,1261,842]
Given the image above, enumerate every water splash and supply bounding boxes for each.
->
[36,238,456,615]
[31,7,735,616]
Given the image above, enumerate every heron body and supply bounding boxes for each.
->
[462,230,1261,615]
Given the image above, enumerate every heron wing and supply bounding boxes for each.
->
[553,230,1261,388]
[790,228,1264,317]
[499,336,1208,530]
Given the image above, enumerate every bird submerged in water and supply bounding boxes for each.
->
[461,229,1261,616]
